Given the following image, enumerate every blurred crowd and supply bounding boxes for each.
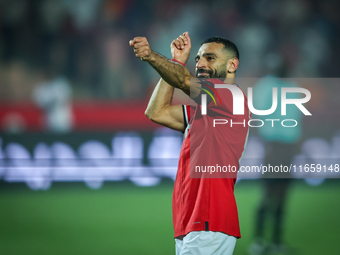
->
[0,0,339,102]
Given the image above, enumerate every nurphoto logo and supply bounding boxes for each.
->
[198,80,311,128]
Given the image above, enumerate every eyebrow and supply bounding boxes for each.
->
[195,52,218,61]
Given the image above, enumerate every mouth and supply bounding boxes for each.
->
[197,72,211,78]
[196,68,213,78]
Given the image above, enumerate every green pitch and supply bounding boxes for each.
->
[0,180,339,255]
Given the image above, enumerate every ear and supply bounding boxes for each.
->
[227,58,239,73]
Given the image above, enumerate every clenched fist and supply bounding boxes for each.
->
[129,37,152,61]
[171,32,191,64]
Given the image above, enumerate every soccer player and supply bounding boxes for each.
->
[129,32,249,255]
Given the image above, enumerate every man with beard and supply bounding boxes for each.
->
[129,32,249,255]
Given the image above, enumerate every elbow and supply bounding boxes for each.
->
[144,109,152,120]
[144,109,153,120]
[145,109,157,122]
[145,109,163,124]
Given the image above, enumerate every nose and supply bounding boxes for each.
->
[196,58,207,69]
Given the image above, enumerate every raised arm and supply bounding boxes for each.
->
[145,78,185,131]
[129,34,200,98]
[143,32,193,132]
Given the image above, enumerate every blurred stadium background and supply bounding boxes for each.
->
[0,0,339,254]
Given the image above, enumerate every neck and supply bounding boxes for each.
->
[223,74,235,84]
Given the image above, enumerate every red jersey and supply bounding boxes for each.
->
[172,79,250,239]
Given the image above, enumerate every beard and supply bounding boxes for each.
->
[196,68,213,78]
[196,64,227,79]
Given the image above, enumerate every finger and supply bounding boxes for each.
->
[176,37,185,49]
[133,37,147,43]
[130,37,144,45]
[135,51,143,57]
[172,39,181,50]
[179,35,188,45]
[184,32,191,46]
[134,46,148,54]
[133,41,149,49]
[176,38,184,50]
[135,49,148,58]
[130,37,146,46]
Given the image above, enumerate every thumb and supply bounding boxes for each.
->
[185,32,191,46]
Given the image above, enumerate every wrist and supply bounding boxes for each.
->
[171,58,186,66]
[147,50,157,63]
